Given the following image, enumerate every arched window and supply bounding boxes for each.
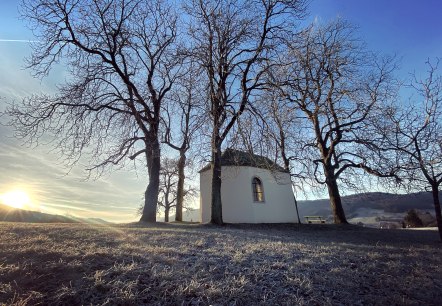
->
[252,177,264,202]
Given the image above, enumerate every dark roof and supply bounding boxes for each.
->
[199,149,287,173]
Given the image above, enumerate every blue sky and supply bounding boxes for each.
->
[309,0,442,74]
[0,0,441,222]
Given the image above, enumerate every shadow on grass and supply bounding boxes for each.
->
[0,222,441,305]
[127,221,441,246]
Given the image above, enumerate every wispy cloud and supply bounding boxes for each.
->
[0,125,147,222]
[0,39,37,43]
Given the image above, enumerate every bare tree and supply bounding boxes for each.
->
[185,0,307,224]
[157,157,196,222]
[162,63,205,221]
[269,20,398,224]
[5,0,180,222]
[380,60,442,240]
[158,158,179,222]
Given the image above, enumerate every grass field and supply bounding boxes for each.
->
[0,222,441,305]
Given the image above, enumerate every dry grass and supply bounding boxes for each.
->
[0,222,441,305]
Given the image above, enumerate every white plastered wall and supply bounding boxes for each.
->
[200,166,297,223]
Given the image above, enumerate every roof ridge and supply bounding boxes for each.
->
[199,148,287,173]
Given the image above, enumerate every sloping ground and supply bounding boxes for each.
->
[0,204,70,223]
[0,222,441,305]
[0,204,110,224]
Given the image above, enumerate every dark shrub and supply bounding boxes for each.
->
[404,209,424,228]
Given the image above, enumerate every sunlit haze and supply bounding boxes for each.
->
[0,189,30,209]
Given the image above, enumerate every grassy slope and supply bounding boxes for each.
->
[0,222,441,306]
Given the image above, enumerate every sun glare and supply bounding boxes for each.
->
[0,190,31,209]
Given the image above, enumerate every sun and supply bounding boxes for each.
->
[0,190,31,209]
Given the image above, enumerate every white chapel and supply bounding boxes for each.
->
[199,149,298,223]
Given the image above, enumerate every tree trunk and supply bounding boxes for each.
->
[431,184,442,241]
[175,152,186,222]
[210,136,223,225]
[140,141,161,222]
[325,168,348,224]
[165,206,170,223]
[283,156,301,224]
[292,188,301,224]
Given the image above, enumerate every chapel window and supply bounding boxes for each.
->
[252,177,264,202]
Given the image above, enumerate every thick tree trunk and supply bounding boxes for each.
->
[210,136,223,225]
[431,185,442,241]
[175,152,186,222]
[140,141,161,222]
[325,169,348,224]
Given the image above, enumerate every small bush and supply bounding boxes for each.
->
[404,209,424,228]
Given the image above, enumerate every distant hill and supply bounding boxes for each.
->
[298,191,439,221]
[0,204,110,224]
